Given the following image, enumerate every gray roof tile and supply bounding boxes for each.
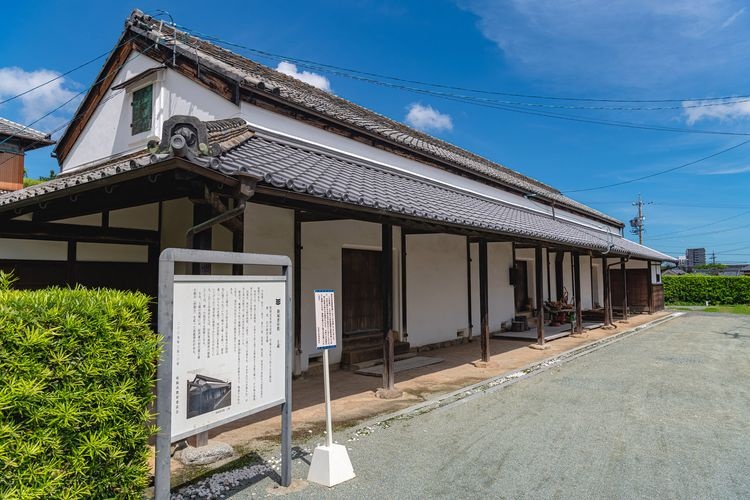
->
[0,117,55,149]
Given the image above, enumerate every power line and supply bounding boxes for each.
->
[647,209,750,239]
[648,220,750,241]
[560,140,750,193]
[0,34,140,107]
[169,23,750,138]
[171,22,750,105]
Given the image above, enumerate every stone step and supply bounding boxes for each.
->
[342,331,382,349]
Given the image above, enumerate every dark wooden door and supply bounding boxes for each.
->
[610,268,649,311]
[514,260,529,311]
[342,249,383,334]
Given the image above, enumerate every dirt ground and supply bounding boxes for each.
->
[163,311,670,482]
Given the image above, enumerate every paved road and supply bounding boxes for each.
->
[200,313,750,499]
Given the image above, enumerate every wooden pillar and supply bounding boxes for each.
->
[190,202,211,447]
[602,256,613,327]
[546,248,552,301]
[192,203,212,275]
[589,254,595,308]
[293,211,302,374]
[381,224,395,391]
[401,229,408,341]
[466,237,473,340]
[479,238,490,362]
[535,246,545,346]
[620,257,628,321]
[232,225,244,275]
[647,260,654,314]
[574,252,582,334]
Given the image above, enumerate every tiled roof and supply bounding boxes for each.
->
[123,10,622,228]
[0,118,252,207]
[0,116,673,262]
[219,132,672,261]
[0,117,55,149]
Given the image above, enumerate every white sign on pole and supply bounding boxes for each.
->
[170,276,286,440]
[314,289,337,349]
[308,289,355,487]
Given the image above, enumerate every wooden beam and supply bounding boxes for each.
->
[535,246,545,346]
[479,238,490,362]
[381,223,395,391]
[0,220,159,245]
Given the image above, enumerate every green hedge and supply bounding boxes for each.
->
[663,274,750,305]
[0,275,160,498]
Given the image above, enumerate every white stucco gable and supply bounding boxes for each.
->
[62,52,240,172]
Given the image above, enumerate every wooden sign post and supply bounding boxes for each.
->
[307,289,355,487]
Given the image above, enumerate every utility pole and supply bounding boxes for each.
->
[711,251,717,265]
[629,194,652,245]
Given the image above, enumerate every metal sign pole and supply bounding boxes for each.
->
[323,348,333,448]
[308,289,354,487]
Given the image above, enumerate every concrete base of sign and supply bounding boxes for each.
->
[176,441,234,466]
[307,444,355,487]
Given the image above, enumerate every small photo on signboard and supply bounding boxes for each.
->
[187,374,232,419]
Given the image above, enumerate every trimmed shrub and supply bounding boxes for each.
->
[0,280,160,498]
[663,274,750,305]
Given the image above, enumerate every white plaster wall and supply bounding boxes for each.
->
[240,102,622,235]
[52,214,101,226]
[579,255,593,310]
[76,242,148,262]
[0,239,67,260]
[243,203,294,276]
[109,203,159,230]
[405,234,468,346]
[548,251,558,302]
[63,55,240,171]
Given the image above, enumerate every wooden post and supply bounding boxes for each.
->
[479,238,490,362]
[190,202,211,447]
[232,226,243,275]
[381,224,395,391]
[620,257,628,321]
[535,246,545,346]
[602,256,613,328]
[401,229,408,341]
[574,252,582,334]
[647,260,654,314]
[466,237,473,340]
[293,211,302,375]
[546,248,552,301]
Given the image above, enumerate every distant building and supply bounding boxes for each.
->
[0,117,55,193]
[686,248,706,269]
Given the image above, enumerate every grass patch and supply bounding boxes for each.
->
[703,305,750,315]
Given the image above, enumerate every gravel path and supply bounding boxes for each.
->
[179,313,750,499]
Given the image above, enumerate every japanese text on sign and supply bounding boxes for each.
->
[314,289,336,349]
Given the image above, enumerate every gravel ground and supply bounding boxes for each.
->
[177,313,750,499]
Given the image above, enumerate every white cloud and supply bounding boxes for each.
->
[459,0,750,90]
[721,7,745,28]
[275,61,332,92]
[0,67,78,131]
[701,164,750,175]
[682,99,750,124]
[404,103,453,132]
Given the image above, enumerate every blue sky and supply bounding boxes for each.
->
[2,0,750,262]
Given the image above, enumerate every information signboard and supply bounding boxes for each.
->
[171,276,286,440]
[314,289,337,349]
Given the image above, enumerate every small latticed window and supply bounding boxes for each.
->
[131,84,153,135]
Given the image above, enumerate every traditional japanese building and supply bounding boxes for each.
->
[0,10,674,388]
